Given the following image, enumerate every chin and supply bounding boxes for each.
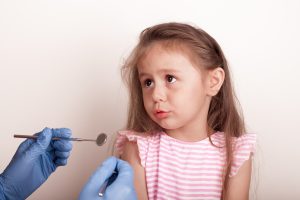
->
[157,122,178,130]
[151,117,178,130]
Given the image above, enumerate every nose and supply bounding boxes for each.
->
[152,85,166,102]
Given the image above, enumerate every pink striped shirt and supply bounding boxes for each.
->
[115,131,256,200]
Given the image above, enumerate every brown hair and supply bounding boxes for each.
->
[121,22,245,199]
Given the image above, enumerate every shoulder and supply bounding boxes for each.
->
[211,132,257,176]
[232,133,257,159]
[211,132,256,144]
[211,132,256,150]
[121,139,139,163]
[233,133,256,147]
[115,130,161,167]
[115,130,149,154]
[231,133,257,177]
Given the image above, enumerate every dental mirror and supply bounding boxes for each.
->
[14,133,108,146]
[95,133,107,146]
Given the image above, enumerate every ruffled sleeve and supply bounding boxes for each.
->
[229,133,257,177]
[115,130,149,167]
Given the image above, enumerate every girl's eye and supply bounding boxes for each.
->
[166,75,176,83]
[144,79,153,87]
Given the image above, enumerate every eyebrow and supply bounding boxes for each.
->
[138,69,182,79]
[138,72,147,79]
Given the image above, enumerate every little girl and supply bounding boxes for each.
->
[115,22,256,200]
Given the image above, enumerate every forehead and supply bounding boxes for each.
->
[137,42,199,74]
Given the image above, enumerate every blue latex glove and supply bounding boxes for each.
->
[78,156,137,200]
[0,127,73,200]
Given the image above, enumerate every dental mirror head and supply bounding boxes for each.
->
[96,133,107,146]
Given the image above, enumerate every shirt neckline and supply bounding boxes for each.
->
[159,131,220,145]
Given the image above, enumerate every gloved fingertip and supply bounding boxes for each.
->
[55,158,68,166]
[52,128,72,138]
[102,156,117,168]
[53,140,73,152]
[55,151,70,159]
[116,158,134,177]
[62,127,72,134]
[65,141,73,151]
[37,128,52,144]
[84,157,118,188]
[42,127,52,135]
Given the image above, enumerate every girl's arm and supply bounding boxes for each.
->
[226,158,252,200]
[121,141,148,200]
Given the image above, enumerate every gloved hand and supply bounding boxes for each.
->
[0,127,73,200]
[78,156,137,200]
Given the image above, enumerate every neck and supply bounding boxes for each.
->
[165,124,212,142]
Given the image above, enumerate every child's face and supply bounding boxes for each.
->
[137,43,212,134]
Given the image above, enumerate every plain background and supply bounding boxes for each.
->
[1,0,299,199]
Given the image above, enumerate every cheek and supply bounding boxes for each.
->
[142,93,152,111]
[171,85,206,110]
[173,87,198,102]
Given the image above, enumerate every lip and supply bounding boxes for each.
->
[154,110,169,119]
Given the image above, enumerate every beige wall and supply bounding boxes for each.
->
[0,0,299,199]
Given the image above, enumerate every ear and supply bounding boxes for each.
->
[206,67,225,96]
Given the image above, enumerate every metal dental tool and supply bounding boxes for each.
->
[14,133,107,146]
[98,170,118,197]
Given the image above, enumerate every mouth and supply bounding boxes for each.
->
[154,110,169,119]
